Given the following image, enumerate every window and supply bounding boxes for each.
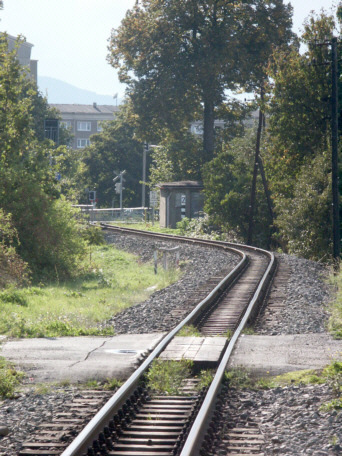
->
[60,120,72,130]
[77,121,91,131]
[77,138,90,148]
[97,121,103,132]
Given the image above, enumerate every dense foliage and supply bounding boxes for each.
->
[263,11,338,259]
[203,130,273,247]
[108,0,293,162]
[0,36,86,281]
[0,210,29,287]
[201,9,341,258]
[1,1,341,285]
[79,104,143,207]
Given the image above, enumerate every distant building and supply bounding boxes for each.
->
[190,120,225,136]
[49,103,119,149]
[5,34,37,82]
[190,111,259,136]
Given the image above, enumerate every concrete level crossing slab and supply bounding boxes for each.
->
[0,333,166,384]
[159,336,227,368]
[228,333,342,376]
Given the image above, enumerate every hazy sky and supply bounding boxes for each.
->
[0,0,339,97]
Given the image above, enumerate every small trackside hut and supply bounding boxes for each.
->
[158,181,204,228]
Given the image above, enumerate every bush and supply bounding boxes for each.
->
[0,357,24,398]
[9,188,87,281]
[81,224,105,245]
[274,152,332,260]
[0,209,30,288]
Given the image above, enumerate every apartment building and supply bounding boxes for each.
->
[50,103,119,149]
[5,34,37,82]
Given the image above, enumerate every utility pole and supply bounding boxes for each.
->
[120,171,125,210]
[247,108,263,245]
[312,37,340,262]
[142,143,148,208]
[331,37,340,262]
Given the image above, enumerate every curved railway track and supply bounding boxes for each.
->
[19,225,276,456]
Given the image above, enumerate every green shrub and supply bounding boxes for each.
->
[0,209,30,288]
[328,271,342,339]
[0,288,28,306]
[197,369,214,389]
[6,183,87,282]
[274,152,332,260]
[82,225,105,245]
[0,357,24,398]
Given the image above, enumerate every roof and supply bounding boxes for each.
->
[158,181,204,190]
[6,34,34,49]
[49,104,119,115]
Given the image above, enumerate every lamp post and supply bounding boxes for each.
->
[141,144,162,208]
[142,143,148,208]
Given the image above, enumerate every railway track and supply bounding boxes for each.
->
[18,226,276,456]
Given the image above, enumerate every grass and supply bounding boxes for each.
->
[328,268,342,339]
[177,325,202,337]
[146,359,193,395]
[0,244,180,338]
[196,369,214,390]
[145,359,215,395]
[108,221,183,236]
[225,361,342,407]
[82,378,123,391]
[0,356,24,398]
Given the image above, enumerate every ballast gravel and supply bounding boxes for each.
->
[256,254,332,335]
[103,232,241,334]
[210,383,342,455]
[0,387,78,456]
[0,232,340,456]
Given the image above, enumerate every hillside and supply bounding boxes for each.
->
[38,76,122,105]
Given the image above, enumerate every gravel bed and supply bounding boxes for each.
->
[103,232,240,333]
[0,233,338,455]
[0,386,78,456]
[256,254,333,335]
[211,383,341,455]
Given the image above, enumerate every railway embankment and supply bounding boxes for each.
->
[0,231,341,455]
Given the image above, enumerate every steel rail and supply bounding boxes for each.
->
[101,225,277,455]
[61,234,247,456]
[99,223,271,257]
[180,247,276,456]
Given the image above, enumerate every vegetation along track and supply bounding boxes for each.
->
[19,225,276,456]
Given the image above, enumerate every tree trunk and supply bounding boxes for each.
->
[203,98,215,162]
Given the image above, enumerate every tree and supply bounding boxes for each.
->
[203,130,272,247]
[263,11,338,258]
[0,35,86,280]
[275,152,332,260]
[80,105,143,208]
[148,128,202,188]
[109,0,293,161]
[265,14,333,200]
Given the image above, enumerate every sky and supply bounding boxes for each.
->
[0,0,340,99]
